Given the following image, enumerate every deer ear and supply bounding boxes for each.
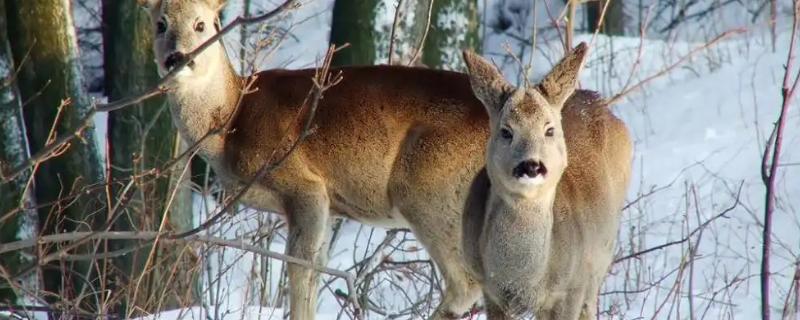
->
[205,0,228,11]
[463,50,514,118]
[537,42,588,109]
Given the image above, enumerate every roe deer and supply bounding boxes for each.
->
[140,0,627,318]
[461,44,633,319]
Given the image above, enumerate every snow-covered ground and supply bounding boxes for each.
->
[69,0,800,319]
[590,31,800,319]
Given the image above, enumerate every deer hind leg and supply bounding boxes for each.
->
[284,187,331,320]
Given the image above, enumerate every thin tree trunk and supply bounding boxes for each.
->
[566,0,577,50]
[102,0,196,313]
[240,0,252,73]
[421,0,481,70]
[762,3,800,319]
[407,0,434,65]
[330,0,381,66]
[0,0,38,308]
[5,0,106,311]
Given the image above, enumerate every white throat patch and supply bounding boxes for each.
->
[517,174,545,186]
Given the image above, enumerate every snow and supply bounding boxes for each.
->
[58,0,800,319]
[151,29,799,320]
[136,306,342,320]
[592,29,800,318]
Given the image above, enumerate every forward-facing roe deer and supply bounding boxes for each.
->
[461,45,633,319]
[140,0,630,318]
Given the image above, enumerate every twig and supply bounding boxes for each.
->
[408,0,434,65]
[0,305,115,319]
[589,0,613,46]
[167,45,344,242]
[0,0,299,184]
[614,181,743,264]
[387,0,405,65]
[605,28,745,105]
[761,3,800,319]
[0,231,357,304]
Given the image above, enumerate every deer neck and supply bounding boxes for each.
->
[482,185,556,294]
[488,184,557,256]
[491,177,558,215]
[491,187,556,222]
[166,47,241,164]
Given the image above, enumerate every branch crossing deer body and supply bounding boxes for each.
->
[141,0,631,319]
[461,44,633,319]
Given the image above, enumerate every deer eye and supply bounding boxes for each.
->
[500,128,513,141]
[195,21,205,32]
[157,19,167,34]
[545,127,555,137]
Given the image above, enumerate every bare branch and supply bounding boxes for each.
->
[761,2,800,319]
[614,181,743,264]
[0,0,299,184]
[605,28,745,106]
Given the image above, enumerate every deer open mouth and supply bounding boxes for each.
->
[164,52,196,72]
[512,161,548,186]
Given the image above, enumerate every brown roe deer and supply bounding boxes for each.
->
[140,0,630,318]
[461,44,633,319]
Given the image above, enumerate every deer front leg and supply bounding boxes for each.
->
[485,296,514,320]
[285,190,331,320]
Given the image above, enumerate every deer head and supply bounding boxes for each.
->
[139,0,227,80]
[463,43,588,198]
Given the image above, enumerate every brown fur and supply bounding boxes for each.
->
[462,45,633,319]
[142,1,629,319]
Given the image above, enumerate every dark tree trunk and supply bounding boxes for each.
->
[422,0,481,70]
[5,0,105,311]
[329,0,381,66]
[0,0,38,308]
[102,0,197,313]
[586,0,626,35]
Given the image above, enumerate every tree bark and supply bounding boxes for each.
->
[387,0,434,66]
[421,0,481,70]
[102,0,197,313]
[586,0,626,35]
[329,0,381,66]
[0,0,38,308]
[5,0,106,310]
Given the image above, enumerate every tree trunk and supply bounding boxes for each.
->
[102,0,197,314]
[586,0,625,35]
[0,0,38,308]
[5,0,106,311]
[329,0,381,66]
[387,0,434,65]
[421,0,481,71]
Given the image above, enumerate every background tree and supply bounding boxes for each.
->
[102,0,197,313]
[5,0,106,308]
[586,0,626,35]
[0,0,38,307]
[422,0,481,70]
[329,0,381,66]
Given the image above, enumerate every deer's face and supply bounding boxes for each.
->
[485,88,567,194]
[141,0,225,80]
[463,43,588,196]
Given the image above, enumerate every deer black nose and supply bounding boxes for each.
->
[164,52,186,70]
[512,160,548,178]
